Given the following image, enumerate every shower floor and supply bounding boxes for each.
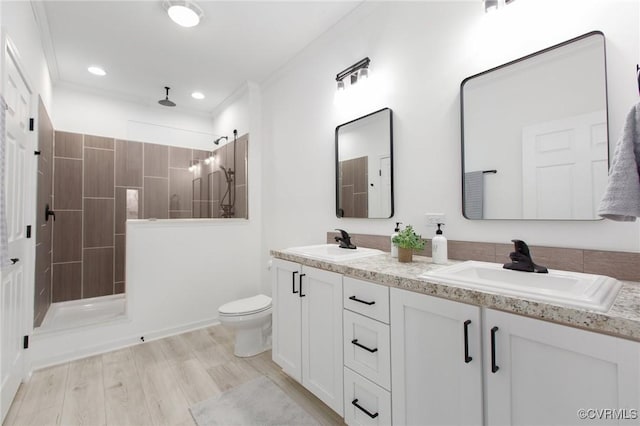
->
[39,294,127,332]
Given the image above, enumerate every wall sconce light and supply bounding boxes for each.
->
[336,57,370,91]
[188,160,199,172]
[484,0,498,13]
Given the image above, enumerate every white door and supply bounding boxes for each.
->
[271,259,302,382]
[301,266,343,416]
[485,309,640,425]
[522,111,608,219]
[390,287,483,426]
[1,42,33,422]
[379,156,391,218]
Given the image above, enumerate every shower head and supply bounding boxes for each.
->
[158,86,176,107]
[213,136,228,145]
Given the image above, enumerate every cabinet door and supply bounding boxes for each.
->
[272,259,302,382]
[301,266,344,416]
[485,309,640,426]
[390,288,483,425]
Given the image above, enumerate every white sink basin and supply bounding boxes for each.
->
[283,244,383,262]
[420,261,621,312]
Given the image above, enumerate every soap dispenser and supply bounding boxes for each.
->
[391,222,402,258]
[432,223,448,264]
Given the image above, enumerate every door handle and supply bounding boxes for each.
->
[491,326,499,373]
[45,204,56,222]
[463,320,473,363]
[298,273,306,297]
[10,258,19,265]
[292,271,299,294]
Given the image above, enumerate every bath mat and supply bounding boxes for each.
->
[190,376,320,426]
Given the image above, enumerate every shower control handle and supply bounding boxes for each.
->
[45,204,56,222]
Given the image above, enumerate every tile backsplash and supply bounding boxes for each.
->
[326,232,640,282]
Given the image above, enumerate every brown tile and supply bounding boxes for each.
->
[143,177,168,219]
[52,211,82,263]
[169,168,192,211]
[525,246,583,272]
[192,177,202,202]
[115,187,142,234]
[210,201,220,218]
[353,192,367,218]
[115,234,125,283]
[192,149,210,162]
[55,131,83,158]
[83,248,114,298]
[192,201,210,218]
[235,184,247,219]
[115,140,143,187]
[144,143,168,178]
[341,185,354,217]
[169,211,193,218]
[209,171,221,202]
[54,158,82,210]
[445,240,497,262]
[85,134,114,150]
[52,262,82,302]
[84,148,114,197]
[354,156,368,194]
[170,146,193,168]
[115,282,125,294]
[84,198,114,248]
[234,136,248,186]
[584,250,640,281]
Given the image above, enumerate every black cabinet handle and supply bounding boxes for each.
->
[292,271,299,294]
[10,258,19,265]
[491,326,499,373]
[351,339,378,353]
[352,399,379,419]
[299,273,306,297]
[349,295,375,306]
[45,204,55,222]
[464,320,472,363]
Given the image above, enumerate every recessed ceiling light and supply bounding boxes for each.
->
[165,1,203,28]
[88,66,106,76]
[191,92,205,100]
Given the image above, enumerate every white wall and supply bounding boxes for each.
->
[53,85,216,149]
[260,0,640,289]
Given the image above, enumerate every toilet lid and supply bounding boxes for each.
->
[219,294,272,316]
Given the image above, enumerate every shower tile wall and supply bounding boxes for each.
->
[51,131,249,302]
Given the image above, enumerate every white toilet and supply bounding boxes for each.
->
[218,294,272,357]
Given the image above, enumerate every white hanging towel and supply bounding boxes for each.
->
[0,95,10,267]
[598,102,640,221]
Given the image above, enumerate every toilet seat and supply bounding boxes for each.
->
[219,294,272,317]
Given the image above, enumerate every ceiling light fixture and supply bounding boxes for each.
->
[191,91,205,100]
[88,66,106,76]
[336,57,370,91]
[164,0,203,28]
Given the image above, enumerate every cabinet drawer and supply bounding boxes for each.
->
[344,310,391,390]
[344,367,391,426]
[344,277,389,324]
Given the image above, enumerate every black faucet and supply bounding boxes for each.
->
[334,229,357,249]
[503,239,548,273]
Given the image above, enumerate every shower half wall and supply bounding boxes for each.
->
[47,131,248,305]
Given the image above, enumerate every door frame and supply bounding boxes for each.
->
[2,31,37,380]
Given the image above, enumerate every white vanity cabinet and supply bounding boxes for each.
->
[271,259,344,415]
[485,308,640,425]
[343,277,392,425]
[390,287,483,425]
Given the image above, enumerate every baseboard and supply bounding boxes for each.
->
[30,317,221,371]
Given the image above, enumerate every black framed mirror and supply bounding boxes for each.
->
[336,108,394,218]
[461,31,609,220]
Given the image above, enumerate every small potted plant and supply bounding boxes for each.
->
[392,225,425,263]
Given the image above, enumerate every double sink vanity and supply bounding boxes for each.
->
[270,243,640,425]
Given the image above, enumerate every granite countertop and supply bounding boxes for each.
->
[270,249,640,342]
